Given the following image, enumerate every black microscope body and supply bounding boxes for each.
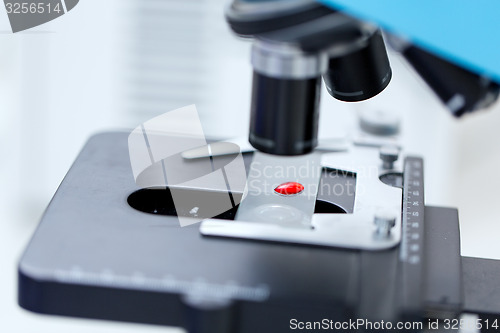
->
[18,1,500,332]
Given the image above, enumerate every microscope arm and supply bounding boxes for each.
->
[226,0,500,156]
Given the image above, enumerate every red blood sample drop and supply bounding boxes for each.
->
[274,182,305,196]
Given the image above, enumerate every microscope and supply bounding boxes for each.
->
[17,1,500,332]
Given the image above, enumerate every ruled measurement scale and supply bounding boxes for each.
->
[399,156,426,315]
[401,157,425,263]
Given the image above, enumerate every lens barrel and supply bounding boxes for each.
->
[249,72,321,155]
[249,40,326,155]
[323,29,392,102]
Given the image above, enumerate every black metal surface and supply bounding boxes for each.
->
[249,72,321,155]
[225,1,332,37]
[18,272,186,327]
[358,249,400,322]
[463,256,500,316]
[18,133,358,333]
[19,132,495,332]
[402,46,500,117]
[225,1,367,54]
[423,206,462,318]
[323,29,392,102]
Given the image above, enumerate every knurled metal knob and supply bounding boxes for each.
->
[374,210,397,237]
[379,145,400,170]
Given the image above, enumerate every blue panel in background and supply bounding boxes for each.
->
[319,0,500,82]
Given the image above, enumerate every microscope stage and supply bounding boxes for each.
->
[17,132,472,332]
